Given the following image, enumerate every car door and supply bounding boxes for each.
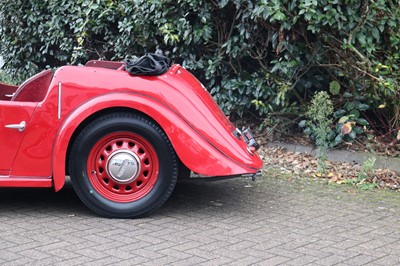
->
[0,101,36,175]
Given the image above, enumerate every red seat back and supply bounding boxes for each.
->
[11,70,53,102]
[0,82,18,101]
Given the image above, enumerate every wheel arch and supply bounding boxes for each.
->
[53,92,257,192]
[65,106,190,181]
[53,94,167,192]
[65,107,152,176]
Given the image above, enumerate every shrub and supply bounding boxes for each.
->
[304,91,333,174]
[0,0,399,141]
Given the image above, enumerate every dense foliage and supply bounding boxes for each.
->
[0,0,399,144]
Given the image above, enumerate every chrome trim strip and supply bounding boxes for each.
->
[58,82,62,120]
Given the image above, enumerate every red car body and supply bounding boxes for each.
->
[0,61,262,217]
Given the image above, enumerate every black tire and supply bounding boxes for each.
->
[68,112,178,218]
[178,160,191,180]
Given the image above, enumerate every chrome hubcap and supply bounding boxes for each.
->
[106,151,141,184]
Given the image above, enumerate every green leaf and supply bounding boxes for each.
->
[356,103,369,111]
[298,120,307,127]
[333,109,346,118]
[346,102,356,111]
[356,118,369,126]
[218,0,229,8]
[371,27,380,41]
[349,130,357,139]
[329,80,340,95]
[349,109,360,119]
[338,116,348,124]
[334,134,343,144]
[353,126,364,134]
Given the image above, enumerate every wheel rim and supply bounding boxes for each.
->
[87,132,159,203]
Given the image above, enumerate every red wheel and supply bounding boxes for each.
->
[69,113,178,218]
[87,132,159,203]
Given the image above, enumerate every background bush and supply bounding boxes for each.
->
[1,0,399,144]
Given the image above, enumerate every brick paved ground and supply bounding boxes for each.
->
[0,176,399,265]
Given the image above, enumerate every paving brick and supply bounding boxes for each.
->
[373,254,400,266]
[266,247,303,259]
[317,254,348,265]
[166,256,207,266]
[19,249,51,260]
[293,246,331,259]
[52,256,94,266]
[0,250,22,262]
[342,254,380,266]
[224,255,265,265]
[140,255,181,266]
[253,255,291,266]
[286,255,319,266]
[198,256,234,265]
[5,257,36,266]
[319,246,360,259]
[45,249,80,260]
[36,255,66,265]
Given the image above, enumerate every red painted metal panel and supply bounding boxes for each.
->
[0,102,36,171]
[1,63,262,190]
[0,177,52,187]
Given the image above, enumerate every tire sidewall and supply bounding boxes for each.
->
[69,114,177,218]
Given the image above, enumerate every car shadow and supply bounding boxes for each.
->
[0,178,254,218]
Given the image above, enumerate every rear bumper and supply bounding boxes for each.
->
[178,170,262,183]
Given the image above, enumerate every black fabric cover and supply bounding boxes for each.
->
[125,53,171,76]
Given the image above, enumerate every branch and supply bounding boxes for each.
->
[347,0,372,70]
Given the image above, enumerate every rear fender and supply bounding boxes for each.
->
[53,93,259,191]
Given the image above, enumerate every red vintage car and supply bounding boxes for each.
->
[0,57,262,218]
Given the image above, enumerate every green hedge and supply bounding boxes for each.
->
[1,0,399,138]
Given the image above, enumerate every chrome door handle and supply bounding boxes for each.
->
[5,121,26,132]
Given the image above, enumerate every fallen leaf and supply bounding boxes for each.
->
[341,122,353,135]
[329,175,338,182]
